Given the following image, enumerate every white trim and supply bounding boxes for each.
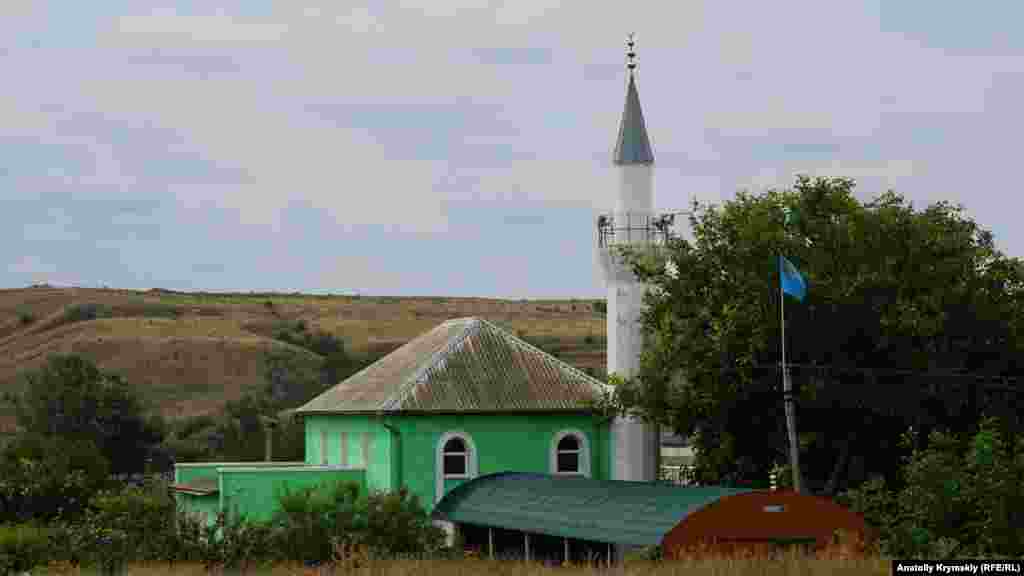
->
[436,430,478,503]
[174,462,307,467]
[550,429,591,478]
[216,465,367,473]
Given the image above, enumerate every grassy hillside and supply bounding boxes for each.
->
[0,286,607,432]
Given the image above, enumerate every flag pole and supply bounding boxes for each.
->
[780,255,803,494]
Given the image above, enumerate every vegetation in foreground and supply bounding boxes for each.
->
[33,554,891,576]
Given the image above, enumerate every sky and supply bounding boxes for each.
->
[3,1,1023,299]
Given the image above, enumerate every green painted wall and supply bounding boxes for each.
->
[382,412,611,513]
[174,462,330,530]
[175,462,307,486]
[303,415,391,492]
[220,467,367,524]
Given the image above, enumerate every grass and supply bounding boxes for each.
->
[36,556,891,576]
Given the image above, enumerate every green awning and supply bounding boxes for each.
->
[432,472,752,547]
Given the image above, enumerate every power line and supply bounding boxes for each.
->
[710,362,1023,394]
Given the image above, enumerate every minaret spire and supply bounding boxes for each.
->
[614,33,654,166]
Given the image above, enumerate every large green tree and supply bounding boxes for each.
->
[604,175,1024,494]
[5,354,165,476]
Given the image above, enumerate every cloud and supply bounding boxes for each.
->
[3,0,1024,296]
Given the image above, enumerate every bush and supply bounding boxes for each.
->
[270,481,444,564]
[62,302,113,323]
[84,483,177,561]
[361,488,446,558]
[0,522,52,574]
[838,416,1024,559]
[0,435,112,523]
[135,302,182,319]
[15,308,35,326]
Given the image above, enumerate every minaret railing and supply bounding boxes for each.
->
[596,213,676,248]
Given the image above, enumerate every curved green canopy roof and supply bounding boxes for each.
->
[431,472,753,547]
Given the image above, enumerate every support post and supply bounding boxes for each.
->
[780,255,803,494]
[524,532,530,562]
[489,527,494,559]
[564,537,569,565]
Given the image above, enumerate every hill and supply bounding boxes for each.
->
[0,286,607,432]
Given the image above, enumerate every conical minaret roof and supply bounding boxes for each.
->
[613,66,654,165]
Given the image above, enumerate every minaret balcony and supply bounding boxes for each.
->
[597,213,675,248]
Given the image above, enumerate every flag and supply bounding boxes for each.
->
[779,256,806,302]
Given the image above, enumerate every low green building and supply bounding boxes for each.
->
[172,317,616,534]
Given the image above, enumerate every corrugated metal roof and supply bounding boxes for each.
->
[293,318,612,414]
[431,472,753,547]
[613,73,654,165]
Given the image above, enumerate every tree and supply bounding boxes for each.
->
[602,175,1024,494]
[0,433,112,522]
[839,416,1024,558]
[6,354,166,476]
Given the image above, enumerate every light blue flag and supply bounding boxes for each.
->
[779,256,806,302]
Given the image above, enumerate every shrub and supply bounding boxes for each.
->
[272,480,361,564]
[62,302,113,323]
[136,302,182,319]
[0,522,52,574]
[839,416,1024,559]
[0,435,112,523]
[592,301,607,314]
[84,483,177,561]
[270,481,444,564]
[361,488,446,558]
[15,308,35,326]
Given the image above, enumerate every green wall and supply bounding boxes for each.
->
[175,462,307,486]
[383,412,610,512]
[220,467,367,524]
[304,415,392,492]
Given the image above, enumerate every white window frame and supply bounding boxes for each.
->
[435,430,478,503]
[550,429,590,477]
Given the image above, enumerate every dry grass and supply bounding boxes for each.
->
[36,533,890,576]
[37,556,890,576]
[0,287,606,426]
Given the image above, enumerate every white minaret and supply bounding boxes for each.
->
[597,35,663,486]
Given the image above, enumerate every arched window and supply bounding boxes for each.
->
[443,437,468,476]
[550,430,590,477]
[436,431,478,503]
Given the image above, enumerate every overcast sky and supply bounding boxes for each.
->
[3,1,1023,298]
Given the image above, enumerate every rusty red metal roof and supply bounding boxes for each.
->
[169,476,219,495]
[293,317,612,414]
